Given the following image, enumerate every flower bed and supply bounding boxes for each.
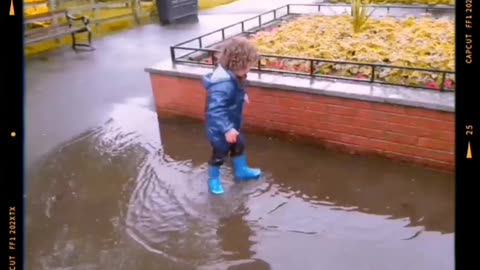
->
[330,0,455,5]
[243,14,454,90]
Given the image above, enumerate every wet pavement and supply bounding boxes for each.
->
[26,103,454,270]
[25,13,255,169]
[26,1,454,270]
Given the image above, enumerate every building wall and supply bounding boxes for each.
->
[150,75,455,172]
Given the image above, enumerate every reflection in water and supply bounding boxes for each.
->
[26,102,453,270]
[218,205,255,261]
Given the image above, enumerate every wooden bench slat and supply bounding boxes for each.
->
[26,33,68,45]
[26,25,86,38]
[25,26,68,39]
[24,9,67,22]
[26,23,68,34]
[25,26,88,44]
[26,25,69,38]
[24,10,93,50]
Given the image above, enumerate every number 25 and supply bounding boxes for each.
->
[466,125,473,135]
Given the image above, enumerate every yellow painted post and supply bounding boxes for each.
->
[9,0,15,15]
[48,0,62,45]
[91,0,97,29]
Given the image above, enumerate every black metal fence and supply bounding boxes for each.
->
[170,3,456,91]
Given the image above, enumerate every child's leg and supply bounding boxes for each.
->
[208,144,230,195]
[210,147,230,166]
[229,134,262,180]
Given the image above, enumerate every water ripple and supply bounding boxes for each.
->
[27,101,454,270]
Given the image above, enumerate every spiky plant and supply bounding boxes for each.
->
[351,0,375,33]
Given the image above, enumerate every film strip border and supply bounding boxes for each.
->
[1,1,24,270]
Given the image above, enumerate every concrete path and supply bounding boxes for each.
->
[26,0,326,168]
[25,10,258,169]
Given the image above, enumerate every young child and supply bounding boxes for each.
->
[202,37,262,195]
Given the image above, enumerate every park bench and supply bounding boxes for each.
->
[25,9,94,51]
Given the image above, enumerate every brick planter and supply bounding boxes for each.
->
[146,62,455,173]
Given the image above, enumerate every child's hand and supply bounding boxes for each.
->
[225,129,239,143]
[244,94,250,104]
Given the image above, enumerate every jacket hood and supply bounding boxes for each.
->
[202,66,238,90]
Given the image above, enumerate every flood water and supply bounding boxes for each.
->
[26,100,454,270]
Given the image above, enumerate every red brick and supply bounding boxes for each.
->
[307,130,371,147]
[385,114,454,131]
[150,74,455,171]
[275,96,303,109]
[322,139,385,157]
[383,131,419,145]
[328,114,385,131]
[247,103,281,115]
[327,104,359,117]
[299,128,335,141]
[384,122,454,143]
[316,96,373,110]
[301,101,329,113]
[250,93,279,104]
[247,90,277,103]
[291,125,316,137]
[435,131,455,143]
[248,107,329,128]
[279,107,303,119]
[355,108,454,132]
[383,114,420,126]
[372,103,408,114]
[366,139,454,163]
[313,94,410,115]
[323,122,383,140]
[405,107,455,122]
[289,124,315,137]
[383,122,424,137]
[337,133,372,146]
[254,95,281,107]
[273,113,303,126]
[244,116,270,128]
[356,109,390,122]
[320,140,453,172]
[244,110,272,122]
[381,150,454,173]
[301,119,327,131]
[417,137,454,152]
[298,111,330,125]
[259,87,307,101]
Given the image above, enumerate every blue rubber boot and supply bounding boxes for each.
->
[232,155,262,180]
[208,166,225,195]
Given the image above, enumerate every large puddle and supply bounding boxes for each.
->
[26,101,454,270]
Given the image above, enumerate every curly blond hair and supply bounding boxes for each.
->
[217,37,259,73]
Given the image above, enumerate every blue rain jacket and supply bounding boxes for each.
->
[203,66,247,150]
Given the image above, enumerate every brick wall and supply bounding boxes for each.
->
[150,75,455,172]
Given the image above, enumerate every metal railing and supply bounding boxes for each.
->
[170,3,456,91]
